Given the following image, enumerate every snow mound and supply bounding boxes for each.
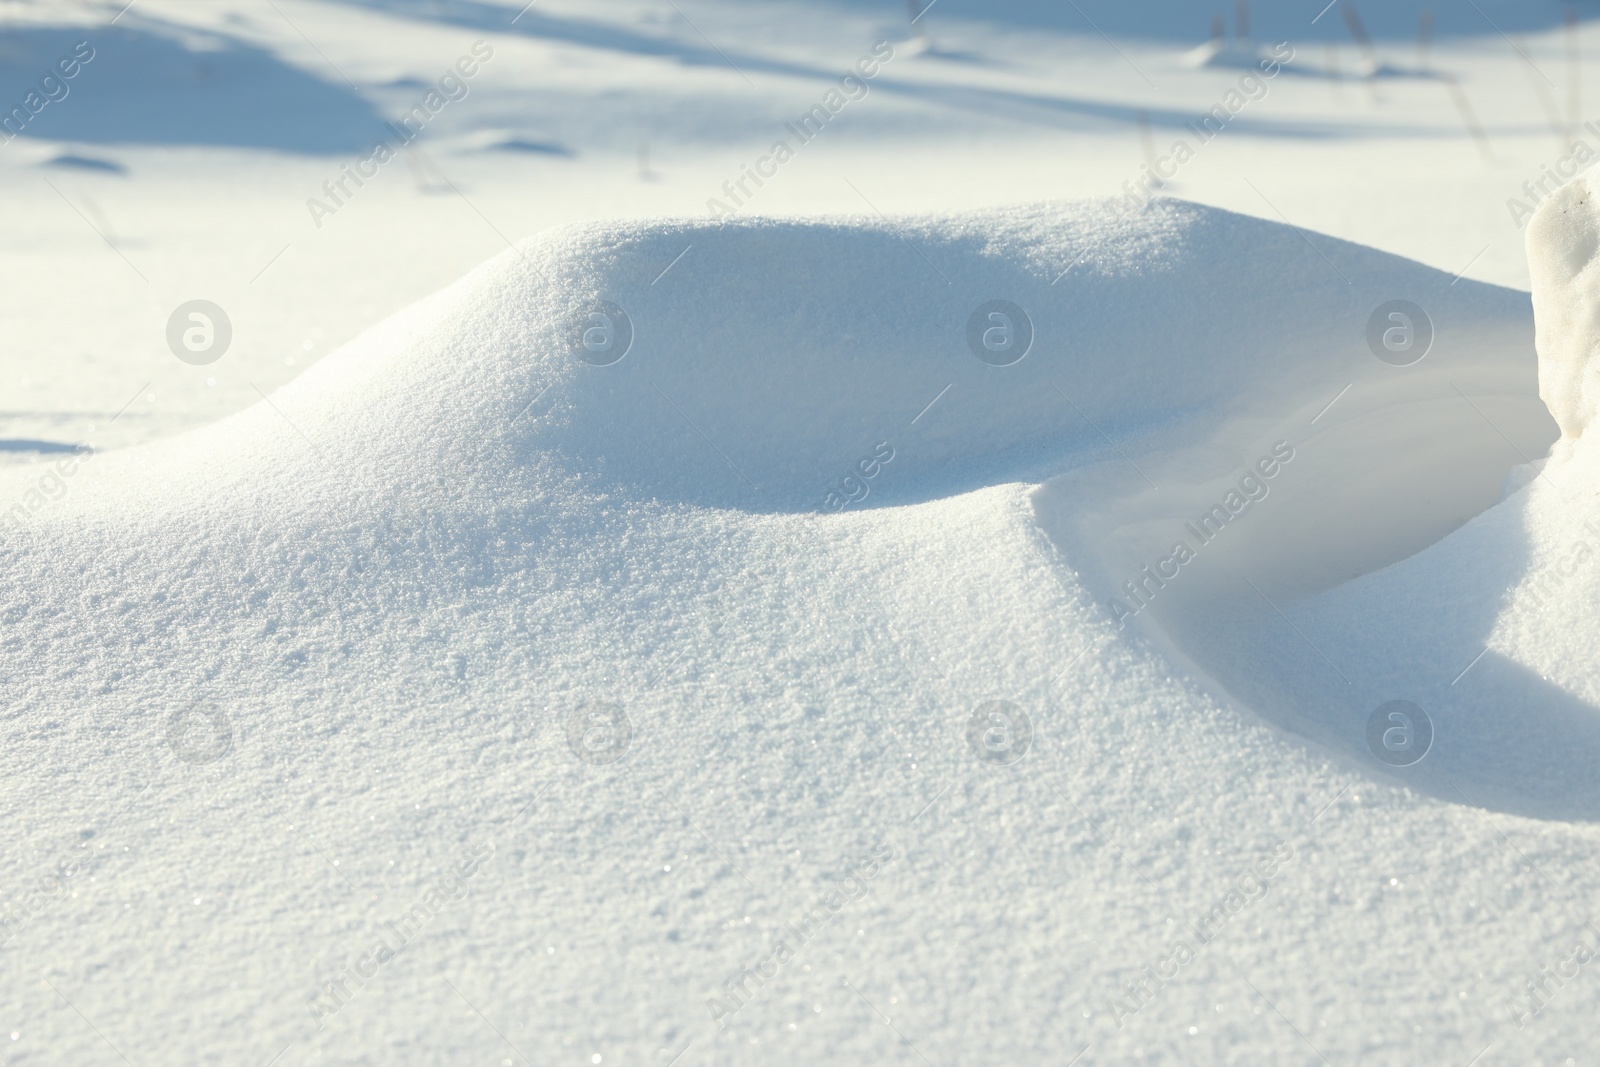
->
[0,200,1576,1065]
[2,198,1554,720]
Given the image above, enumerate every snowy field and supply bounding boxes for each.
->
[5,0,1600,1064]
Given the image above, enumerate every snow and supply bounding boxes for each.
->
[1529,171,1600,441]
[6,1,1600,1064]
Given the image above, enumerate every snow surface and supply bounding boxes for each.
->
[0,196,1594,1066]
[8,1,1600,1065]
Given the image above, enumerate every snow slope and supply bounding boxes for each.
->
[2,200,1598,1065]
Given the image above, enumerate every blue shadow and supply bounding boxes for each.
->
[0,22,387,154]
[0,439,86,454]
[322,0,1449,140]
[330,0,1598,47]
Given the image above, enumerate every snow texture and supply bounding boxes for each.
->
[7,1,1600,1063]
[2,198,1598,1065]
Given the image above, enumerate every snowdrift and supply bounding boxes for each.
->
[0,196,1565,802]
[1,199,1591,1065]
[2,199,1556,710]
